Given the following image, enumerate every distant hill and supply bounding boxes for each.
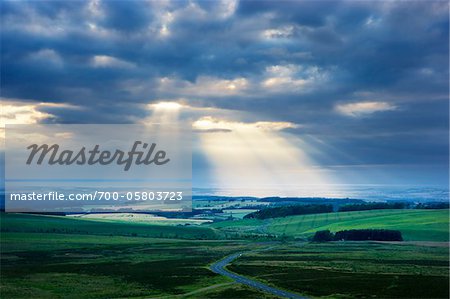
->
[210,209,449,242]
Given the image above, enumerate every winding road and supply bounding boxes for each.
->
[210,252,308,299]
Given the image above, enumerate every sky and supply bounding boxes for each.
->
[1,0,449,197]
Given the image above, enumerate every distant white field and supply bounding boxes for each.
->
[66,213,212,225]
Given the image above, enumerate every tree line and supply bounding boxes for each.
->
[244,204,333,219]
[338,202,406,212]
[415,202,449,209]
[312,229,403,242]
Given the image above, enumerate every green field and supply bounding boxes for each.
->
[210,209,450,241]
[1,232,281,298]
[228,242,449,299]
[1,210,449,298]
[0,213,281,298]
[1,213,221,240]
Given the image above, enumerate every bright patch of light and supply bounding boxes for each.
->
[144,101,186,124]
[193,116,299,132]
[262,25,294,39]
[158,12,174,37]
[218,0,238,19]
[365,16,382,27]
[194,116,336,197]
[1,102,51,127]
[149,101,183,110]
[0,100,78,128]
[0,99,79,146]
[336,101,397,117]
[91,55,135,69]
[261,64,326,92]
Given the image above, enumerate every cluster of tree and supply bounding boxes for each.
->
[312,229,403,242]
[244,204,333,220]
[338,202,406,212]
[153,209,210,218]
[415,202,449,209]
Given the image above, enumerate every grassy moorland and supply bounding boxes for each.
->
[1,210,449,298]
[228,242,449,299]
[210,209,449,241]
[0,233,277,298]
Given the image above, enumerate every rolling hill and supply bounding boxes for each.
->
[210,209,449,242]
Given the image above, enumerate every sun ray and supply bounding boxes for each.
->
[195,117,337,197]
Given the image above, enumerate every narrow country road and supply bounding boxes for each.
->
[210,252,308,299]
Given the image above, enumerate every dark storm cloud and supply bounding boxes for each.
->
[99,1,153,32]
[236,0,340,27]
[1,0,448,172]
